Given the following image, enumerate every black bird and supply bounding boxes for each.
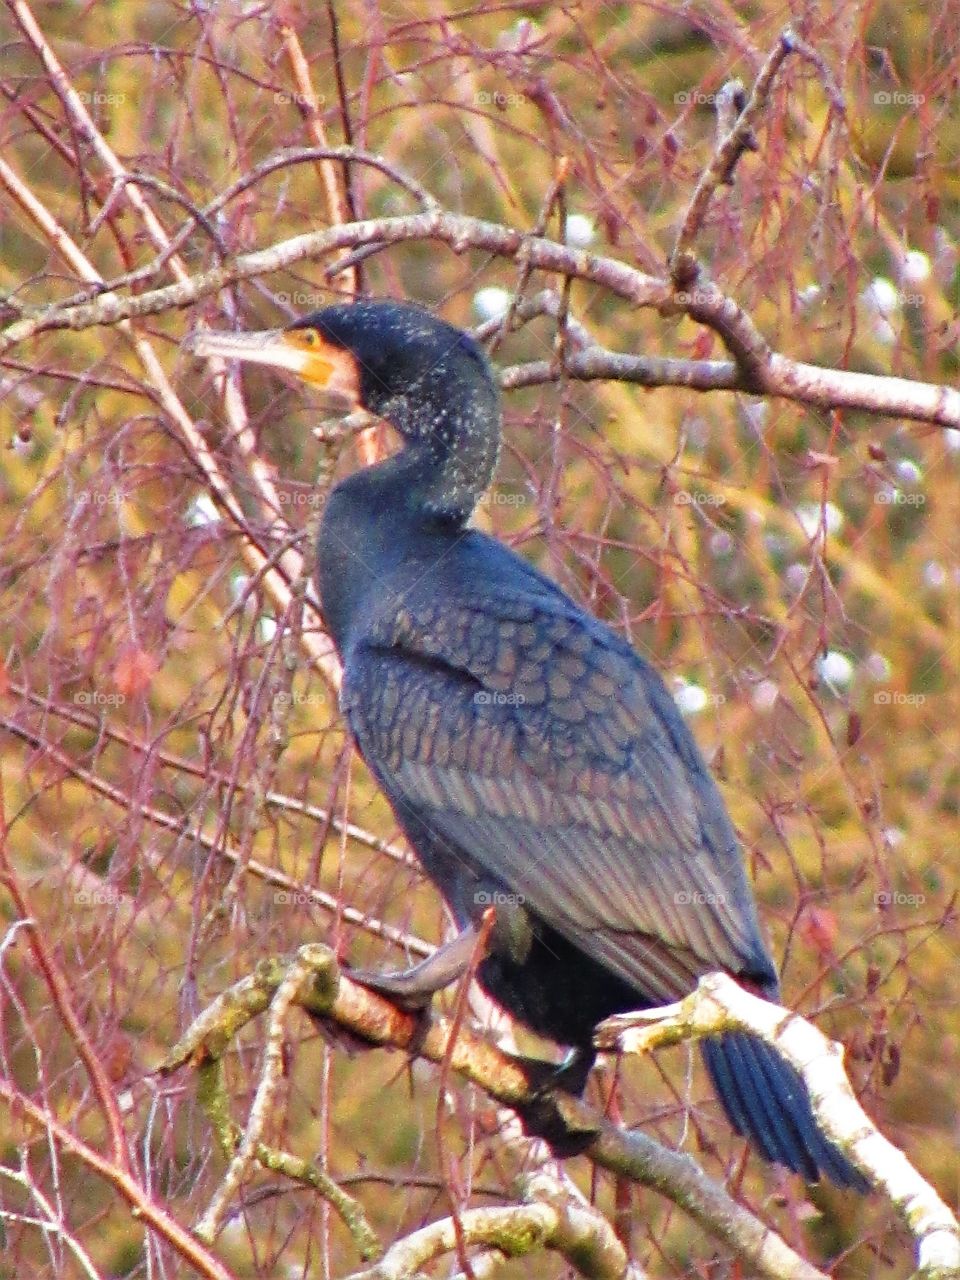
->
[188,300,865,1189]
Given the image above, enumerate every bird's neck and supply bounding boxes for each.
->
[317,386,501,653]
[316,445,485,657]
[386,389,501,522]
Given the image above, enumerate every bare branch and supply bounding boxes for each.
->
[0,1159,104,1280]
[345,1172,635,1280]
[161,947,832,1280]
[0,713,430,959]
[0,152,342,691]
[598,974,960,1280]
[55,147,438,308]
[278,22,357,298]
[0,209,668,351]
[5,203,957,427]
[0,793,131,1174]
[0,1078,237,1280]
[2,10,954,1277]
[501,344,960,426]
[193,948,378,1259]
[671,27,833,276]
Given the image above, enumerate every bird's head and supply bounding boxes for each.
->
[185,300,499,446]
[185,299,502,521]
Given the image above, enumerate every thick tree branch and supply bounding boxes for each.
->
[501,345,960,425]
[189,955,380,1258]
[4,204,957,427]
[344,1172,637,1280]
[0,209,667,349]
[597,973,960,1280]
[161,946,831,1280]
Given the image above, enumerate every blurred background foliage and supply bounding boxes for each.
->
[0,0,957,1277]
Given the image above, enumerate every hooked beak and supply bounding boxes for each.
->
[183,327,362,411]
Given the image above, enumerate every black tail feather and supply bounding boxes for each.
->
[701,1031,869,1191]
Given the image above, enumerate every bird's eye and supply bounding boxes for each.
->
[287,328,320,349]
[285,327,327,353]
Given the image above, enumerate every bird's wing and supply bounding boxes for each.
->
[341,582,772,1004]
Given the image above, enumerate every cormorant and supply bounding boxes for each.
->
[187,300,866,1189]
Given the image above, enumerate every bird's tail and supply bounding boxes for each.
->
[701,1031,868,1190]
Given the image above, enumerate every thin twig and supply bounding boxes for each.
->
[54,147,437,309]
[279,23,358,297]
[0,150,341,690]
[0,789,131,1174]
[0,689,411,865]
[0,714,431,959]
[488,156,571,356]
[0,1078,237,1280]
[672,27,803,276]
[195,949,341,1241]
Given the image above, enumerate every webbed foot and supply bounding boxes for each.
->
[511,1047,600,1156]
[347,926,480,1011]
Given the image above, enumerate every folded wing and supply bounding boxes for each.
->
[342,578,775,1007]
